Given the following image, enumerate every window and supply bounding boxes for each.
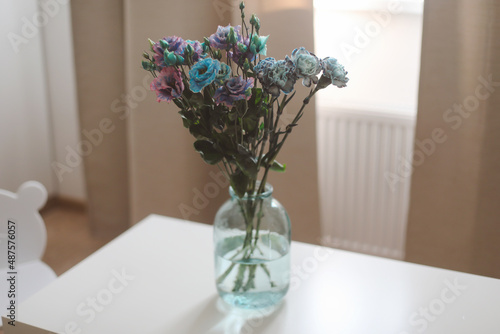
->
[314,0,424,115]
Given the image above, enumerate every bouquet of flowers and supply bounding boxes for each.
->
[142,2,348,300]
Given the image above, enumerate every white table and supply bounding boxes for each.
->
[3,215,500,333]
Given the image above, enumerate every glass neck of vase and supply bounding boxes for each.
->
[229,182,273,201]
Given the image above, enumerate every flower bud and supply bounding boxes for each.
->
[159,39,169,50]
[213,49,222,60]
[141,60,151,70]
[185,43,194,55]
[228,27,238,45]
[204,37,211,46]
[142,52,151,60]
[164,50,177,66]
[237,42,248,53]
[176,55,185,65]
[239,2,245,10]
[243,58,250,71]
[250,15,261,32]
[148,38,155,51]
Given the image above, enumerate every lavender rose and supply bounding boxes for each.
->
[208,25,242,49]
[150,67,184,102]
[152,36,187,68]
[214,76,254,107]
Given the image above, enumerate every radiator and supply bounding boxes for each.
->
[317,106,416,259]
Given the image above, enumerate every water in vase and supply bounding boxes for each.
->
[215,233,290,309]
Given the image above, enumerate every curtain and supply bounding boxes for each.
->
[0,1,55,194]
[71,0,129,236]
[405,0,500,278]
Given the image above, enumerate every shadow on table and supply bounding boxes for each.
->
[168,294,286,333]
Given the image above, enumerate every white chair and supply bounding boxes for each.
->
[0,181,57,320]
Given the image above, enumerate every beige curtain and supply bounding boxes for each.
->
[120,0,321,243]
[71,0,130,236]
[405,0,500,278]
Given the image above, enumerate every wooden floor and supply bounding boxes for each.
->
[41,205,113,276]
[1,205,113,332]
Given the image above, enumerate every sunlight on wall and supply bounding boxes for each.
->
[261,0,310,13]
[314,0,424,115]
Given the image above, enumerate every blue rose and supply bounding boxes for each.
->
[322,57,349,88]
[291,47,321,87]
[189,58,221,93]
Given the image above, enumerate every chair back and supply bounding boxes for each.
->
[0,181,48,267]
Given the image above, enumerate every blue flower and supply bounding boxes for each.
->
[249,35,269,56]
[189,58,221,93]
[322,57,349,88]
[291,47,321,87]
[254,57,276,88]
[214,76,254,107]
[229,37,256,66]
[215,63,232,85]
[254,57,297,96]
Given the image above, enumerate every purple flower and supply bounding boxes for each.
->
[153,36,187,68]
[214,76,254,107]
[208,25,242,49]
[184,40,204,62]
[229,37,256,66]
[150,67,184,102]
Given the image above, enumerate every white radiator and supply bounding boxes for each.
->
[317,106,416,259]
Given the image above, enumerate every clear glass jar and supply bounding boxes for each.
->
[213,183,291,309]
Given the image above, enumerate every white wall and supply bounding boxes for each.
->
[0,0,55,194]
[0,0,86,201]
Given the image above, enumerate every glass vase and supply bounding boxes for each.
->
[213,183,291,309]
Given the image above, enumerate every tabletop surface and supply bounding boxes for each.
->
[4,214,500,334]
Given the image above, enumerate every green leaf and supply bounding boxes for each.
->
[230,171,249,198]
[235,156,258,179]
[193,140,223,165]
[190,93,204,107]
[215,133,237,155]
[203,86,214,105]
[228,111,238,122]
[242,114,257,132]
[270,160,286,172]
[181,116,191,128]
[173,99,184,109]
